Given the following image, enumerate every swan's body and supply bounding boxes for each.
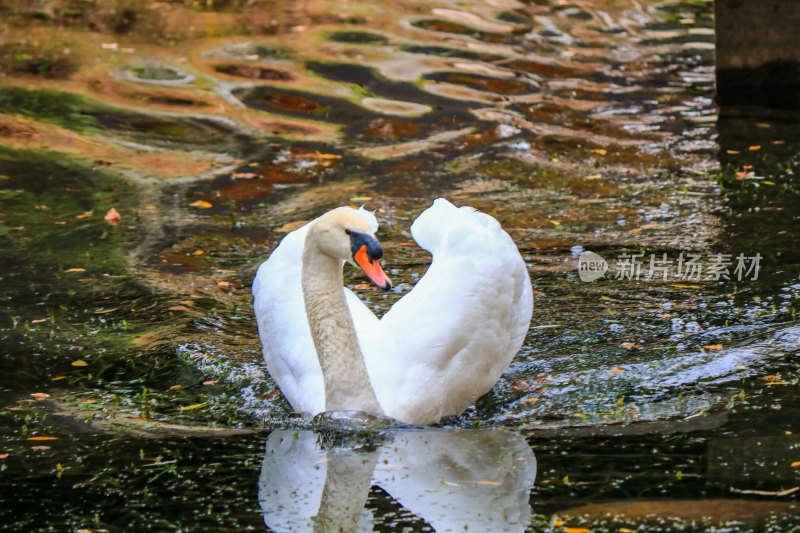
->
[252,198,533,425]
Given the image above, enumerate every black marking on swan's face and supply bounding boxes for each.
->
[346,229,384,263]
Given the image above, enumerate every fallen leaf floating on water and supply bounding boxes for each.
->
[30,393,50,401]
[189,200,212,208]
[191,250,204,256]
[565,528,591,533]
[730,486,799,497]
[104,207,121,226]
[748,145,761,151]
[469,480,501,486]
[27,436,58,441]
[64,268,86,273]
[349,196,372,203]
[31,318,47,324]
[216,281,230,287]
[76,211,92,219]
[669,284,701,289]
[203,380,218,386]
[621,343,641,349]
[610,366,627,373]
[584,173,603,180]
[791,461,800,468]
[601,295,621,302]
[31,446,51,451]
[181,403,205,411]
[702,344,723,350]
[94,308,118,314]
[71,360,88,367]
[168,306,189,311]
[166,385,182,392]
[232,172,259,179]
[0,454,8,459]
[277,220,309,233]
[590,148,607,155]
[51,376,66,381]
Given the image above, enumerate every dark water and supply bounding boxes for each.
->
[1,0,799,530]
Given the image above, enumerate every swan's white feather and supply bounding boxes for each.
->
[252,198,533,425]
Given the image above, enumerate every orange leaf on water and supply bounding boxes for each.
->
[30,393,50,401]
[0,453,8,459]
[277,220,309,233]
[27,436,58,441]
[71,360,88,367]
[76,211,93,219]
[216,281,230,287]
[104,207,121,225]
[703,344,723,350]
[65,268,86,273]
[611,366,627,374]
[189,200,212,208]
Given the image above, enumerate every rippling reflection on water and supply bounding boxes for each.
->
[1,0,799,529]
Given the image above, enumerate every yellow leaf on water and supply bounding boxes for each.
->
[522,397,539,405]
[51,376,67,381]
[565,528,591,533]
[611,366,627,373]
[590,149,607,155]
[181,403,205,411]
[790,461,800,467]
[192,249,205,256]
[166,385,182,392]
[71,360,88,367]
[216,281,230,287]
[748,145,761,151]
[601,295,621,302]
[669,284,701,289]
[76,211,93,219]
[584,173,603,180]
[189,200,212,208]
[703,344,723,350]
[27,436,58,441]
[65,268,86,273]
[349,196,372,202]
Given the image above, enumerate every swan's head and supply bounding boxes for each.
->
[310,207,392,291]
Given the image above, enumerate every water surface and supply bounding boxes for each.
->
[1,0,799,530]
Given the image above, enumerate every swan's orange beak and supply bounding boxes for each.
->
[355,245,392,291]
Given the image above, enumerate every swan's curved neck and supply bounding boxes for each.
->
[301,233,383,414]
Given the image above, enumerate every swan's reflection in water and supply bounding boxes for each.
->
[258,429,536,532]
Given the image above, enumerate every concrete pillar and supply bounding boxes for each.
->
[715,0,800,107]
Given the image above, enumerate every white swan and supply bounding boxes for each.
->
[252,198,533,425]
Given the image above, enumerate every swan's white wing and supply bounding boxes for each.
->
[363,199,533,425]
[252,210,378,415]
